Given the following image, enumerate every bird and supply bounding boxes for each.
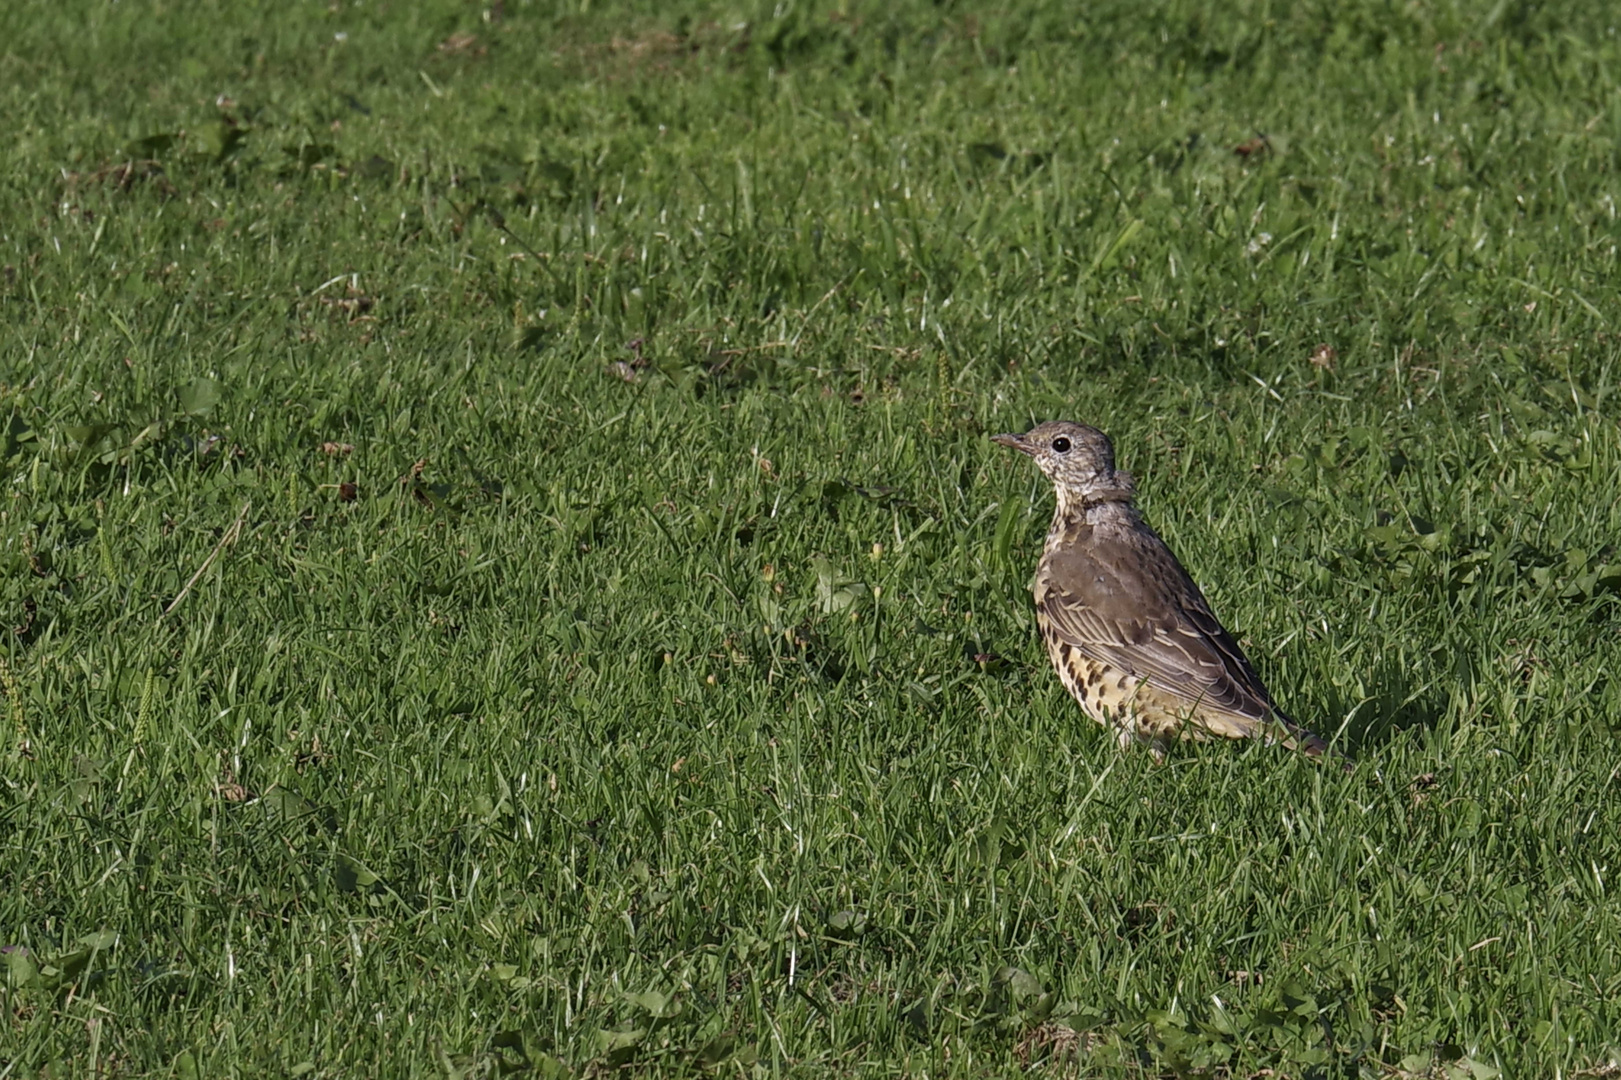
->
[992,420,1335,762]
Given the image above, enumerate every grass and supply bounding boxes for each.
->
[2,0,1621,1075]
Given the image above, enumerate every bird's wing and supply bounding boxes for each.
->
[1034,524,1277,722]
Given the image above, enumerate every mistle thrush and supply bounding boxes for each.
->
[993,421,1332,761]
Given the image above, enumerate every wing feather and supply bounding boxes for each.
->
[1034,523,1277,723]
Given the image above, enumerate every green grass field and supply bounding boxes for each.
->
[4,0,1621,1075]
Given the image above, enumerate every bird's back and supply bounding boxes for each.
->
[1034,510,1328,755]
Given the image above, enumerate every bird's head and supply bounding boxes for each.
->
[991,421,1135,511]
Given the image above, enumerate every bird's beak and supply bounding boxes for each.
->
[991,431,1035,455]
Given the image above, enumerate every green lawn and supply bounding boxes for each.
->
[3,0,1620,1075]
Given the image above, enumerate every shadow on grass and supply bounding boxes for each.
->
[1329,657,1449,757]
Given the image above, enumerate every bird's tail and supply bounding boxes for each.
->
[1273,710,1353,770]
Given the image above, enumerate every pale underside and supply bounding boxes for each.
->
[1037,611,1269,751]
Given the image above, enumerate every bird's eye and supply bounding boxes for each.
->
[1051,436,1071,454]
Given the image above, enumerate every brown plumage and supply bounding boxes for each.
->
[992,420,1334,761]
